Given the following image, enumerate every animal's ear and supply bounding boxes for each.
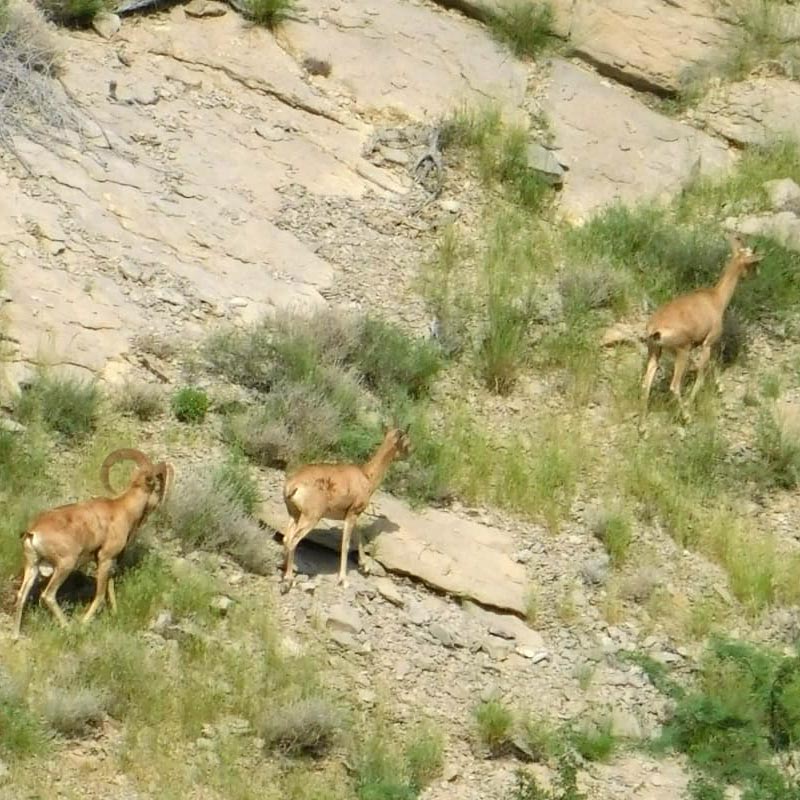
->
[402,423,411,436]
[727,233,746,254]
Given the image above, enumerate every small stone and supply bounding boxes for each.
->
[155,288,185,307]
[185,0,228,16]
[525,142,565,185]
[210,595,234,616]
[373,577,404,607]
[429,623,456,648]
[482,638,511,661]
[380,146,409,166]
[581,554,610,586]
[763,177,800,211]
[406,601,431,626]
[328,630,360,650]
[358,688,377,705]
[438,199,461,214]
[516,646,549,661]
[228,297,249,308]
[610,709,643,739]
[92,11,121,39]
[0,418,26,434]
[326,603,363,636]
[443,764,459,782]
[150,610,174,634]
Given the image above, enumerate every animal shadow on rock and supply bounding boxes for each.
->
[275,514,400,580]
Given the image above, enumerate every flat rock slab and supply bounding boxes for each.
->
[543,59,734,221]
[552,0,730,95]
[281,0,527,120]
[261,493,530,615]
[697,77,800,146]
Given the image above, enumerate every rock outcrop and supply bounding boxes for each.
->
[543,59,734,221]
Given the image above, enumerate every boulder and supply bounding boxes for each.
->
[262,494,532,615]
[92,11,121,39]
[543,59,734,221]
[697,78,800,146]
[764,178,800,212]
[724,211,800,252]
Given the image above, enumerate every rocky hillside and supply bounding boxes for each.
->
[3,1,800,799]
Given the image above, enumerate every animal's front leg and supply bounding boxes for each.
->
[82,558,112,624]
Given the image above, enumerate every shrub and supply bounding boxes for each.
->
[171,386,209,423]
[243,0,294,27]
[569,718,616,763]
[752,408,800,490]
[405,724,444,790]
[114,381,164,421]
[354,733,419,800]
[39,686,109,737]
[17,372,99,440]
[591,510,633,568]
[259,697,343,757]
[354,316,443,400]
[489,2,554,59]
[166,458,269,574]
[509,755,586,800]
[0,667,49,757]
[474,699,514,756]
[34,0,108,25]
[441,106,553,212]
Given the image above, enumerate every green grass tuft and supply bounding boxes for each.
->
[34,0,109,26]
[242,0,294,27]
[489,2,555,60]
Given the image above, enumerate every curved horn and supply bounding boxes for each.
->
[152,461,175,506]
[100,448,152,494]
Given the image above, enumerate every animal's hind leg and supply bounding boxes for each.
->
[13,546,40,640]
[281,517,316,592]
[670,347,691,418]
[39,563,75,629]
[640,343,661,426]
[688,342,714,406]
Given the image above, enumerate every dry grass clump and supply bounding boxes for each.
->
[0,0,84,156]
[259,697,344,757]
[39,686,109,737]
[165,457,269,574]
[113,380,164,421]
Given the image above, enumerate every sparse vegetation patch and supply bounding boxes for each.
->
[17,372,99,441]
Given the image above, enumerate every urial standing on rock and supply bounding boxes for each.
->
[640,234,763,423]
[281,426,411,591]
[13,448,174,638]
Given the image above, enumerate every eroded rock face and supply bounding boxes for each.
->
[697,77,800,145]
[543,59,734,221]
[429,0,731,95]
[278,0,528,120]
[554,0,731,95]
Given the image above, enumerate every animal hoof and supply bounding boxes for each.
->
[280,580,292,595]
[338,578,350,590]
[359,561,371,576]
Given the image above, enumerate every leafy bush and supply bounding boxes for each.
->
[259,697,343,757]
[171,386,209,423]
[17,372,99,440]
[489,2,554,59]
[34,0,108,25]
[243,0,294,27]
[654,638,800,792]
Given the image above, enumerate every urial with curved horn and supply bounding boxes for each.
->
[13,448,174,638]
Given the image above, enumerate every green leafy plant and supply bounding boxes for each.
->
[171,386,210,423]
